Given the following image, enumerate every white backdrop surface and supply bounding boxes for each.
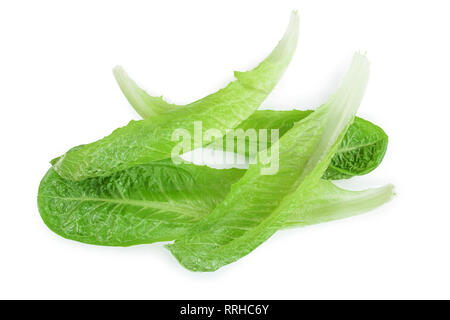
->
[0,0,449,299]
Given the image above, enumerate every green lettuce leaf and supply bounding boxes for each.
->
[52,11,299,181]
[38,161,243,246]
[208,110,388,179]
[167,52,371,271]
[38,160,393,246]
[114,77,388,180]
[322,116,388,179]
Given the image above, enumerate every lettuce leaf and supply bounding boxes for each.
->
[114,79,388,180]
[38,161,243,246]
[51,11,299,181]
[167,53,371,271]
[322,116,388,179]
[38,160,393,246]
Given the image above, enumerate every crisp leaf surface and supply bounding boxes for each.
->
[322,117,388,179]
[39,160,243,246]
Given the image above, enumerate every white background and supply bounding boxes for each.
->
[1,0,449,299]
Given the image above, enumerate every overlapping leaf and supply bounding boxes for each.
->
[167,53,372,271]
[114,75,388,179]
[37,12,393,273]
[38,160,393,246]
[52,12,299,181]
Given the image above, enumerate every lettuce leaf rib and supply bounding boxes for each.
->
[167,53,371,271]
[52,11,299,181]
